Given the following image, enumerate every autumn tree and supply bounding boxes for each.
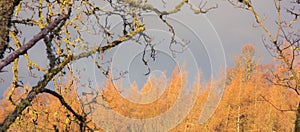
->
[228,0,300,130]
[170,45,297,131]
[101,66,185,119]
[0,0,215,131]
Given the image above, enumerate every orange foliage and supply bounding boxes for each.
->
[0,45,298,131]
[0,82,101,131]
[101,65,186,119]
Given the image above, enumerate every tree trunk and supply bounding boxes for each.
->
[0,0,21,59]
[295,102,300,132]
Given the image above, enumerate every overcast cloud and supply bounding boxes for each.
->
[0,0,280,95]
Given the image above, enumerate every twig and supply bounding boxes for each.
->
[0,14,67,71]
[260,95,296,112]
[42,88,89,130]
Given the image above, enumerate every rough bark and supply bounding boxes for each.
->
[0,15,144,130]
[0,0,21,59]
[0,55,73,131]
[0,14,67,131]
[0,14,67,71]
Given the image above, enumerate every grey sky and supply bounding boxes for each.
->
[0,0,280,95]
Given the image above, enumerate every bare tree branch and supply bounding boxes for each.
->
[0,14,67,71]
[0,16,145,130]
[260,95,297,112]
[0,54,73,131]
[0,0,22,59]
[42,88,91,131]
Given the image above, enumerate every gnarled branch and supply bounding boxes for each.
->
[0,14,68,71]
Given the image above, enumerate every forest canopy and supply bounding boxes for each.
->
[0,0,299,131]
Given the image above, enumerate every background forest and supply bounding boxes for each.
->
[0,0,300,131]
[0,45,298,131]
